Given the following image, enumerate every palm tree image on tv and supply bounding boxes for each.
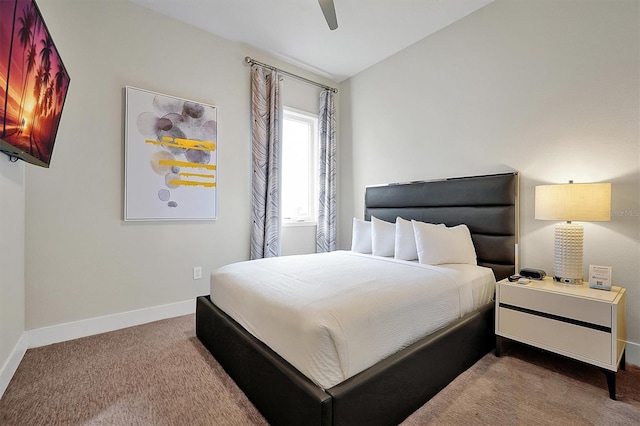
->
[1,0,70,167]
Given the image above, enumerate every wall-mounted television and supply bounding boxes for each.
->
[0,0,70,168]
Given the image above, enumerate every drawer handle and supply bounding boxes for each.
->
[499,303,611,333]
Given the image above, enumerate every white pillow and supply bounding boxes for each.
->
[395,218,446,261]
[351,218,372,253]
[412,221,477,265]
[371,216,396,257]
[394,217,418,261]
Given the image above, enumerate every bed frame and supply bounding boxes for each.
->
[196,172,519,426]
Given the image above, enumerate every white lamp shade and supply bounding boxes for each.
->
[535,183,611,222]
[535,181,611,283]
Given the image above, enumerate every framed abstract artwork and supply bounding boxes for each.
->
[124,86,217,220]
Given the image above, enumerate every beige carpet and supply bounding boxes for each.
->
[402,344,640,425]
[1,314,638,425]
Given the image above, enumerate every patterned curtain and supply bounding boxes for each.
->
[316,89,337,252]
[250,66,282,259]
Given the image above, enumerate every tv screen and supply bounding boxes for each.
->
[0,0,70,168]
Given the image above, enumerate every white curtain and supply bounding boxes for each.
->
[250,66,282,259]
[316,89,337,252]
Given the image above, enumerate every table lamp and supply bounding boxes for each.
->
[535,181,611,284]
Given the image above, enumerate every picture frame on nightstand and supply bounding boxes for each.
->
[589,265,612,290]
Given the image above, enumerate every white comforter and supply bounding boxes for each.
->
[210,251,495,389]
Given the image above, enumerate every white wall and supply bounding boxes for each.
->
[0,156,25,395]
[339,0,640,362]
[18,0,639,368]
[24,0,335,331]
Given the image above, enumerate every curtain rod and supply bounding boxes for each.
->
[245,56,338,94]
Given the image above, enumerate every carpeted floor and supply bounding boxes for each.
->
[1,314,638,425]
[402,343,640,425]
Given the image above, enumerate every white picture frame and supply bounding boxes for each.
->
[124,86,218,221]
[589,264,612,290]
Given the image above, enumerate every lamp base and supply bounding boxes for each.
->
[553,223,584,284]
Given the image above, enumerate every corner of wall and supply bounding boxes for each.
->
[0,333,27,399]
[0,156,26,400]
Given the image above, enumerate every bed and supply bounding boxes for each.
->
[196,172,519,426]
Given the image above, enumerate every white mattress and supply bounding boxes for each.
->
[209,251,495,389]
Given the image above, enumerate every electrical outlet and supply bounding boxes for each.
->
[193,266,202,280]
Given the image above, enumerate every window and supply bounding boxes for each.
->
[282,107,318,225]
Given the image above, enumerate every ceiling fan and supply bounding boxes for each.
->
[318,0,338,30]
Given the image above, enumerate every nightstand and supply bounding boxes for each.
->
[495,277,626,399]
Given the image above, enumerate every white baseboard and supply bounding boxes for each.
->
[1,299,195,398]
[27,299,196,349]
[0,333,28,399]
[625,340,640,367]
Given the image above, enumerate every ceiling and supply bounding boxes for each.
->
[129,0,493,82]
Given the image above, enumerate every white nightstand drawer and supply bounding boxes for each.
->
[496,279,626,398]
[498,307,612,365]
[500,284,611,327]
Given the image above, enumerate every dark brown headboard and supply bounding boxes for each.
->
[364,172,519,281]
